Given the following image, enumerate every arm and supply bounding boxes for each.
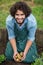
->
[24,40,32,56]
[24,26,37,57]
[23,17,37,59]
[6,16,19,61]
[10,38,17,53]
[6,16,18,54]
[24,26,37,54]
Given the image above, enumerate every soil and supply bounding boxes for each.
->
[0,60,31,65]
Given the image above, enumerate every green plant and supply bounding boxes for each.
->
[31,53,43,65]
[34,0,43,5]
[0,54,6,63]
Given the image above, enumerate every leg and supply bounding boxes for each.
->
[5,42,14,60]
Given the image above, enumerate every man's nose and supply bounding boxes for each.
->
[18,15,22,18]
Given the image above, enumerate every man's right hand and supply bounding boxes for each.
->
[13,52,18,61]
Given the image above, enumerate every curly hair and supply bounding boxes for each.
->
[10,1,32,18]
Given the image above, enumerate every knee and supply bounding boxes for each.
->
[5,51,13,60]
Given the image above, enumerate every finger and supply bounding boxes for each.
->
[14,57,17,62]
[21,57,25,61]
[13,55,17,61]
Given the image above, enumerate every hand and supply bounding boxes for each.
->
[21,52,26,61]
[13,52,18,61]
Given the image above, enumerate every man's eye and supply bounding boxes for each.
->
[21,14,24,15]
[16,14,24,16]
[16,14,19,16]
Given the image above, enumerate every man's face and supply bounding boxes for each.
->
[15,10,25,25]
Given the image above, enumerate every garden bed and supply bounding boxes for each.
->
[0,28,43,65]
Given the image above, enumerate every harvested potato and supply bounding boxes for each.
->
[16,58,20,62]
[15,52,23,62]
[20,52,23,57]
[17,53,21,59]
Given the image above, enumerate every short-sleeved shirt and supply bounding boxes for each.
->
[6,14,37,42]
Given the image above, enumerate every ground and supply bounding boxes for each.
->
[0,60,31,65]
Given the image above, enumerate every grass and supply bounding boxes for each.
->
[32,5,43,29]
[0,0,43,29]
[34,0,43,5]
[31,53,43,65]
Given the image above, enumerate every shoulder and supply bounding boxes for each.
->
[27,14,37,26]
[6,15,15,24]
[6,15,15,25]
[6,15,13,22]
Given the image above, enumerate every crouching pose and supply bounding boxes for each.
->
[5,1,38,63]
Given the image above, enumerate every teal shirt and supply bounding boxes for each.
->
[6,14,37,42]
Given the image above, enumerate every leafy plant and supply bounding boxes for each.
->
[31,53,43,65]
[0,54,6,63]
[34,0,43,5]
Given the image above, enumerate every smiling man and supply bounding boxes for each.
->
[5,1,38,63]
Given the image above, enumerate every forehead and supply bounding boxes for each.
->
[15,10,24,14]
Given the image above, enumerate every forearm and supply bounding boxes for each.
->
[24,40,32,55]
[9,38,17,53]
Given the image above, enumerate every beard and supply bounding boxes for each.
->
[15,19,25,26]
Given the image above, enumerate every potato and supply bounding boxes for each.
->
[17,53,21,59]
[20,52,23,57]
[16,58,20,62]
[15,52,23,62]
[15,53,21,62]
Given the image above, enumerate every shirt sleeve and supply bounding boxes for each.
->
[27,14,37,42]
[6,15,15,40]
